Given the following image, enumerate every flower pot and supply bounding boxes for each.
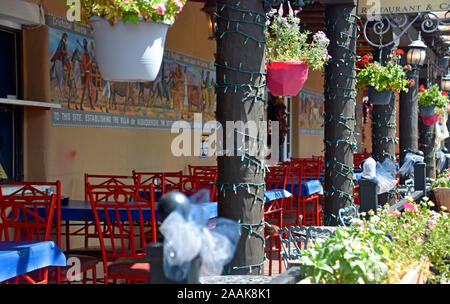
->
[398,261,430,284]
[419,105,435,116]
[265,61,309,97]
[368,86,393,105]
[89,16,169,82]
[421,113,440,126]
[433,187,450,210]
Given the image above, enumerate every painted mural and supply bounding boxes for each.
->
[48,27,216,122]
[298,89,324,135]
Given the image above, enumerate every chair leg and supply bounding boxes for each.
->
[268,236,273,276]
[315,197,320,226]
[92,267,97,284]
[277,237,282,274]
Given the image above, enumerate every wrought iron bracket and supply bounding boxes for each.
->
[363,11,450,49]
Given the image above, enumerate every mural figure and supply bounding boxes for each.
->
[299,91,324,132]
[50,32,71,103]
[169,65,185,118]
[78,39,94,110]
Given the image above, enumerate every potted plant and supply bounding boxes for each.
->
[65,0,187,82]
[296,199,449,284]
[356,50,409,105]
[265,4,331,97]
[418,85,448,126]
[432,169,450,210]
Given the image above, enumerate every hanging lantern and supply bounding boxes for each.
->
[441,70,450,93]
[406,32,427,67]
[202,0,216,40]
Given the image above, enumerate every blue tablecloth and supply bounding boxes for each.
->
[56,200,218,222]
[285,180,324,196]
[264,189,292,203]
[0,241,66,282]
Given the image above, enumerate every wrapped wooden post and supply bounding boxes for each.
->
[215,0,266,275]
[419,119,436,179]
[321,0,358,225]
[399,70,419,166]
[371,47,398,206]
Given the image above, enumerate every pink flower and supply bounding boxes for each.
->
[403,202,416,211]
[427,219,437,227]
[174,0,184,12]
[155,4,166,15]
[390,210,400,216]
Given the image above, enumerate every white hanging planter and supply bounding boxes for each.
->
[89,16,170,82]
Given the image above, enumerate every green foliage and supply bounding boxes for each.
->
[356,60,408,93]
[369,198,450,284]
[65,0,187,25]
[265,4,331,70]
[298,227,389,284]
[299,199,450,284]
[432,169,450,189]
[418,84,449,109]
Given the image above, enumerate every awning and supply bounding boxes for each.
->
[0,0,45,30]
[0,98,61,109]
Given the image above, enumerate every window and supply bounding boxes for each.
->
[0,27,23,181]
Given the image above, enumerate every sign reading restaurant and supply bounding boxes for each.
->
[358,0,449,15]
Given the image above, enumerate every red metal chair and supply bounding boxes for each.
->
[87,183,156,284]
[354,152,371,169]
[0,191,57,284]
[65,174,136,257]
[299,164,322,226]
[264,166,288,276]
[353,184,360,206]
[187,166,218,201]
[0,181,99,284]
[188,165,217,177]
[286,161,323,226]
[132,170,183,195]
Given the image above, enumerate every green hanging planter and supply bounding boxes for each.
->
[368,86,393,105]
[419,105,435,117]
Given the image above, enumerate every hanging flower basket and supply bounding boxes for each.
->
[421,113,440,126]
[265,62,309,97]
[367,86,393,105]
[419,105,435,117]
[433,187,450,210]
[89,16,170,82]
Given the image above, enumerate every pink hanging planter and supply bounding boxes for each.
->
[421,113,440,126]
[265,61,309,97]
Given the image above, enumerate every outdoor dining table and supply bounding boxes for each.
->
[57,200,218,222]
[0,241,66,282]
